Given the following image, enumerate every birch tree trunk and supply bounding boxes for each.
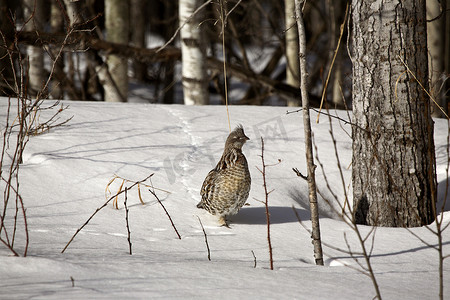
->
[103,0,129,102]
[285,0,300,107]
[295,0,324,266]
[23,0,45,97]
[352,0,437,227]
[427,0,447,117]
[179,0,209,105]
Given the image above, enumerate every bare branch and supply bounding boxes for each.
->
[149,189,181,240]
[124,187,132,255]
[197,216,211,261]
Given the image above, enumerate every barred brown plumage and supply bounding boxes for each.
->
[197,125,251,227]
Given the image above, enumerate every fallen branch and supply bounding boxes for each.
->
[16,31,181,63]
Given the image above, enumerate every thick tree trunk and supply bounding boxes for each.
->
[179,0,209,105]
[102,0,129,102]
[352,0,437,227]
[285,0,300,107]
[427,0,447,117]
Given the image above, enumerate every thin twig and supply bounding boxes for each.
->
[124,187,132,255]
[398,55,449,119]
[197,216,211,261]
[149,189,181,240]
[218,0,231,132]
[259,137,273,270]
[316,2,349,123]
[251,250,257,268]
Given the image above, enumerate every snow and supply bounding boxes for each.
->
[0,99,449,299]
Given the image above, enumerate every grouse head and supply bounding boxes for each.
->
[225,125,250,150]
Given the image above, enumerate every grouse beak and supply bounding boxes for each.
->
[244,134,250,140]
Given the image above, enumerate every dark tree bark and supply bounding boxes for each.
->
[0,0,16,96]
[352,0,437,227]
[130,0,147,81]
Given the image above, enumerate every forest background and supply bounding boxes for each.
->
[0,0,447,113]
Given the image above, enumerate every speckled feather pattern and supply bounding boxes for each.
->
[198,126,251,222]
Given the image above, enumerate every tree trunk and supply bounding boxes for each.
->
[50,1,65,99]
[285,0,300,107]
[179,0,209,105]
[427,0,447,117]
[162,0,177,104]
[327,0,345,107]
[0,0,15,96]
[23,0,46,97]
[447,0,450,113]
[352,0,437,227]
[130,0,147,81]
[295,0,324,266]
[102,0,129,102]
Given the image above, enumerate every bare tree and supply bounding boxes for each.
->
[352,0,437,227]
[179,0,209,105]
[295,0,324,266]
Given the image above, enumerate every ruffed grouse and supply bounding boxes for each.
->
[198,125,251,226]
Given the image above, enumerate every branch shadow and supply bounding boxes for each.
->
[437,177,450,213]
[230,206,310,225]
[325,240,450,266]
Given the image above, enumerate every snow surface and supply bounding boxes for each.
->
[0,99,449,299]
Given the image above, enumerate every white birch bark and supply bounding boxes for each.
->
[179,0,209,105]
[285,0,300,107]
[102,0,129,102]
[23,0,45,96]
